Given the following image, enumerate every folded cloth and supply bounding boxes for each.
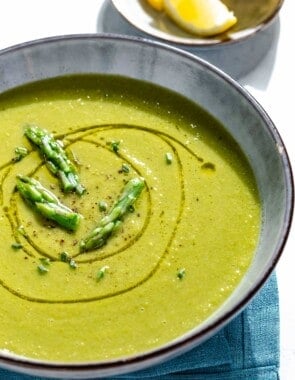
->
[0,273,279,380]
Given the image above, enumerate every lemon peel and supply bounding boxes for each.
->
[146,0,164,12]
[163,0,237,37]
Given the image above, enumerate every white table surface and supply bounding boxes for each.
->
[0,0,294,378]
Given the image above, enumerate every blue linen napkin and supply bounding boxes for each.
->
[0,273,279,379]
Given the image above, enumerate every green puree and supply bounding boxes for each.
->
[0,75,260,362]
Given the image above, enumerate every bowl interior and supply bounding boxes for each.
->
[0,35,292,377]
[111,0,284,45]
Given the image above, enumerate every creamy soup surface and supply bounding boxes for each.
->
[0,75,260,361]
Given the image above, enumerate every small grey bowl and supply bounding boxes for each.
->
[0,34,293,379]
[98,0,284,78]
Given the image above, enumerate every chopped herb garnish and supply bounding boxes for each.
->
[98,200,108,212]
[37,264,49,274]
[40,257,51,266]
[69,259,77,269]
[177,268,186,280]
[97,265,109,281]
[121,163,130,173]
[60,252,77,269]
[11,243,23,250]
[165,152,173,165]
[13,146,28,162]
[60,251,70,262]
[110,141,120,154]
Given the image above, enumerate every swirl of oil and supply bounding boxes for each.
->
[9,142,151,263]
[0,123,211,303]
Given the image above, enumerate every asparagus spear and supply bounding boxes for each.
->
[24,124,85,195]
[80,177,145,252]
[16,175,82,231]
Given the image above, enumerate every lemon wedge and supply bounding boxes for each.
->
[163,0,237,37]
[146,0,164,12]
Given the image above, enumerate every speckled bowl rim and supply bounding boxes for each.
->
[0,34,293,378]
[111,0,284,47]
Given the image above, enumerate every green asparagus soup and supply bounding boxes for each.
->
[0,75,260,362]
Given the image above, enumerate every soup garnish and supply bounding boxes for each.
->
[0,75,260,362]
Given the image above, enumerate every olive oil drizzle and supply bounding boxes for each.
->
[0,166,11,205]
[1,123,208,304]
[57,123,205,163]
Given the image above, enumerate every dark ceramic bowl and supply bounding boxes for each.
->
[0,35,293,378]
